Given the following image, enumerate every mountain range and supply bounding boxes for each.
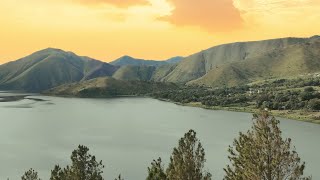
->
[0,35,319,92]
[110,55,183,67]
[0,49,180,92]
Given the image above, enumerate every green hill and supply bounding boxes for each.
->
[188,37,320,87]
[45,77,178,97]
[0,48,117,92]
[151,63,178,82]
[112,65,156,81]
[162,37,313,84]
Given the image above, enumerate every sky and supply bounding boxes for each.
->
[0,0,319,64]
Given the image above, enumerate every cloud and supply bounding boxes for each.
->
[161,0,243,32]
[73,0,149,7]
[228,0,320,40]
[234,0,318,12]
[233,0,320,31]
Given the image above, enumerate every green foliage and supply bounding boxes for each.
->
[50,165,65,180]
[307,98,320,110]
[300,91,314,101]
[48,76,179,98]
[166,130,212,180]
[224,112,311,180]
[146,130,212,180]
[152,85,249,107]
[50,145,105,180]
[21,169,41,180]
[304,87,315,92]
[146,158,167,180]
[114,174,124,180]
[151,76,320,116]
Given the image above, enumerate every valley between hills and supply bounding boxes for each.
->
[1,35,320,123]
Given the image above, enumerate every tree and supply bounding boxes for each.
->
[300,91,314,101]
[308,98,320,111]
[146,158,167,180]
[304,87,314,92]
[166,129,212,180]
[50,145,105,180]
[224,112,311,180]
[50,165,69,180]
[21,168,41,180]
[114,174,124,180]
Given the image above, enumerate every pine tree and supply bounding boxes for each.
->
[146,158,167,180]
[21,168,41,180]
[166,129,212,180]
[50,145,105,180]
[114,174,124,180]
[50,165,68,180]
[224,112,311,180]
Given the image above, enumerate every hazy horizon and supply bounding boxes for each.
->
[0,0,319,64]
[1,34,319,65]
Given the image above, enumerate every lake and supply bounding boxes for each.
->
[0,92,319,179]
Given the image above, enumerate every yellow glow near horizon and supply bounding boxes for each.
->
[0,0,319,64]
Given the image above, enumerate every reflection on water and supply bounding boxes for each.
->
[0,93,52,108]
[0,92,319,180]
[4,105,34,108]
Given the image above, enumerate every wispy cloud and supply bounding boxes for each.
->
[234,0,318,12]
[232,0,320,38]
[234,0,320,25]
[72,0,149,7]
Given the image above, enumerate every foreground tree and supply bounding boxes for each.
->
[146,158,167,180]
[50,145,105,180]
[114,174,124,180]
[21,168,41,180]
[224,112,311,180]
[166,129,212,180]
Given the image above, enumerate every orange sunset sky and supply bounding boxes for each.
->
[0,0,319,64]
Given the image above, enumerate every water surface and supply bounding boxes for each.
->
[0,93,319,179]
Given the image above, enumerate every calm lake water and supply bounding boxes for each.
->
[0,92,319,179]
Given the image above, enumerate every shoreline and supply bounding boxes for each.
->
[3,91,320,124]
[157,98,320,125]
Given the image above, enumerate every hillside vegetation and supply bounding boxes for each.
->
[152,74,320,124]
[188,37,320,87]
[112,65,156,81]
[45,77,178,97]
[160,36,320,86]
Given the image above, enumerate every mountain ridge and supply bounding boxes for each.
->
[0,48,118,92]
[161,36,312,84]
[110,55,183,67]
